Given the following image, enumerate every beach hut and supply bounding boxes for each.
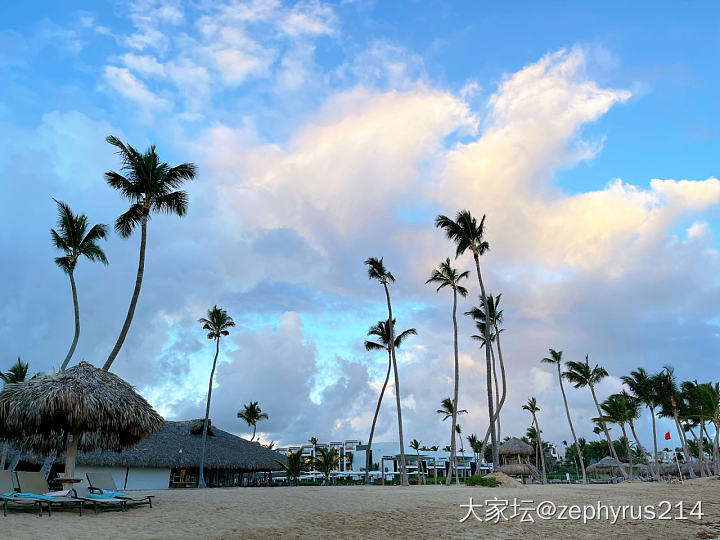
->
[0,361,163,486]
[497,438,538,483]
[10,420,286,489]
[586,456,627,481]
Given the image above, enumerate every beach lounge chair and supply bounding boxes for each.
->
[1,470,47,517]
[86,472,154,508]
[15,471,83,516]
[74,486,127,514]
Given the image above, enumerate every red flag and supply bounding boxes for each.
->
[665,432,671,440]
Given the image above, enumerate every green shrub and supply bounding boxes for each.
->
[465,474,500,487]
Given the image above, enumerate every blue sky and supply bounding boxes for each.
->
[1,1,719,449]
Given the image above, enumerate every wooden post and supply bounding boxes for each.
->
[60,430,80,491]
[433,457,437,484]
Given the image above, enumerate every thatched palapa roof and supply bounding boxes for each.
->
[586,456,625,473]
[16,420,285,471]
[499,437,534,456]
[498,463,539,476]
[0,361,163,453]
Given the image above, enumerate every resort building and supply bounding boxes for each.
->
[13,419,284,489]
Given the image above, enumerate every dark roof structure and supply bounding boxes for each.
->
[16,420,285,471]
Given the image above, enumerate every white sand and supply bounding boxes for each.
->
[3,478,719,539]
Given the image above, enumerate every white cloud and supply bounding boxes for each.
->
[282,0,338,37]
[103,66,169,109]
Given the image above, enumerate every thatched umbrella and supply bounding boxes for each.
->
[0,361,163,481]
[498,438,536,482]
[586,456,624,475]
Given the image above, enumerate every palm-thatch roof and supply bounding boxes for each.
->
[498,463,539,476]
[15,420,285,471]
[586,456,625,473]
[0,361,163,453]
[499,437,534,456]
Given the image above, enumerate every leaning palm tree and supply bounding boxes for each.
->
[455,424,467,479]
[656,366,696,478]
[595,393,635,480]
[435,211,498,465]
[621,368,662,479]
[563,355,629,479]
[409,439,424,484]
[276,449,308,486]
[542,349,586,483]
[237,401,269,442]
[364,319,416,484]
[196,305,235,488]
[522,398,547,484]
[51,200,109,371]
[437,397,467,484]
[314,447,340,486]
[0,358,29,469]
[620,390,656,477]
[466,433,480,469]
[426,258,468,486]
[102,136,197,371]
[365,257,408,485]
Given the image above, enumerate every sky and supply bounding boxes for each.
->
[1,0,719,452]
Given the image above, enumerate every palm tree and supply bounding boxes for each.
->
[542,349,586,483]
[435,211,498,465]
[409,439,423,484]
[595,393,635,480]
[363,318,416,484]
[620,391,656,477]
[277,449,308,486]
[681,380,711,477]
[656,366,696,478]
[522,398,547,484]
[426,258,468,486]
[455,424,466,479]
[314,447,339,485]
[466,433,480,470]
[437,397,467,484]
[237,401,269,442]
[51,200,109,371]
[563,355,629,479]
[699,382,720,475]
[196,305,235,488]
[0,357,29,470]
[465,293,506,461]
[365,257,408,486]
[621,368,662,479]
[102,136,197,371]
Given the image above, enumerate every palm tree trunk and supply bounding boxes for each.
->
[103,213,147,371]
[557,365,586,483]
[446,288,459,487]
[472,251,497,467]
[198,337,220,488]
[0,441,7,470]
[628,419,655,480]
[490,344,500,440]
[650,406,660,479]
[619,424,632,480]
[712,421,719,476]
[493,324,507,440]
[251,424,257,442]
[365,352,392,484]
[589,384,628,479]
[383,283,407,486]
[534,415,547,484]
[671,397,696,478]
[60,269,80,371]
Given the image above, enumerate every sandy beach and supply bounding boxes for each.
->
[3,478,719,539]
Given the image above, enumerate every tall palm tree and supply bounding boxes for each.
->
[276,449,308,486]
[426,258,468,486]
[237,401,269,442]
[595,393,635,480]
[681,380,710,477]
[51,200,109,371]
[522,397,547,484]
[0,358,29,470]
[698,382,720,475]
[435,210,498,465]
[314,447,339,486]
[465,293,506,461]
[541,349,587,483]
[466,433,480,470]
[656,366,696,478]
[102,136,197,371]
[196,305,235,488]
[437,397,467,484]
[620,391,656,477]
[365,257,408,485]
[363,318,416,484]
[563,355,629,479]
[455,424,466,479]
[409,439,423,484]
[621,368,662,479]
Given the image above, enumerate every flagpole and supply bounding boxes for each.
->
[673,450,683,483]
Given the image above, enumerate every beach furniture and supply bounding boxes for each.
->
[86,472,154,508]
[74,486,127,514]
[14,471,83,516]
[1,469,47,517]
